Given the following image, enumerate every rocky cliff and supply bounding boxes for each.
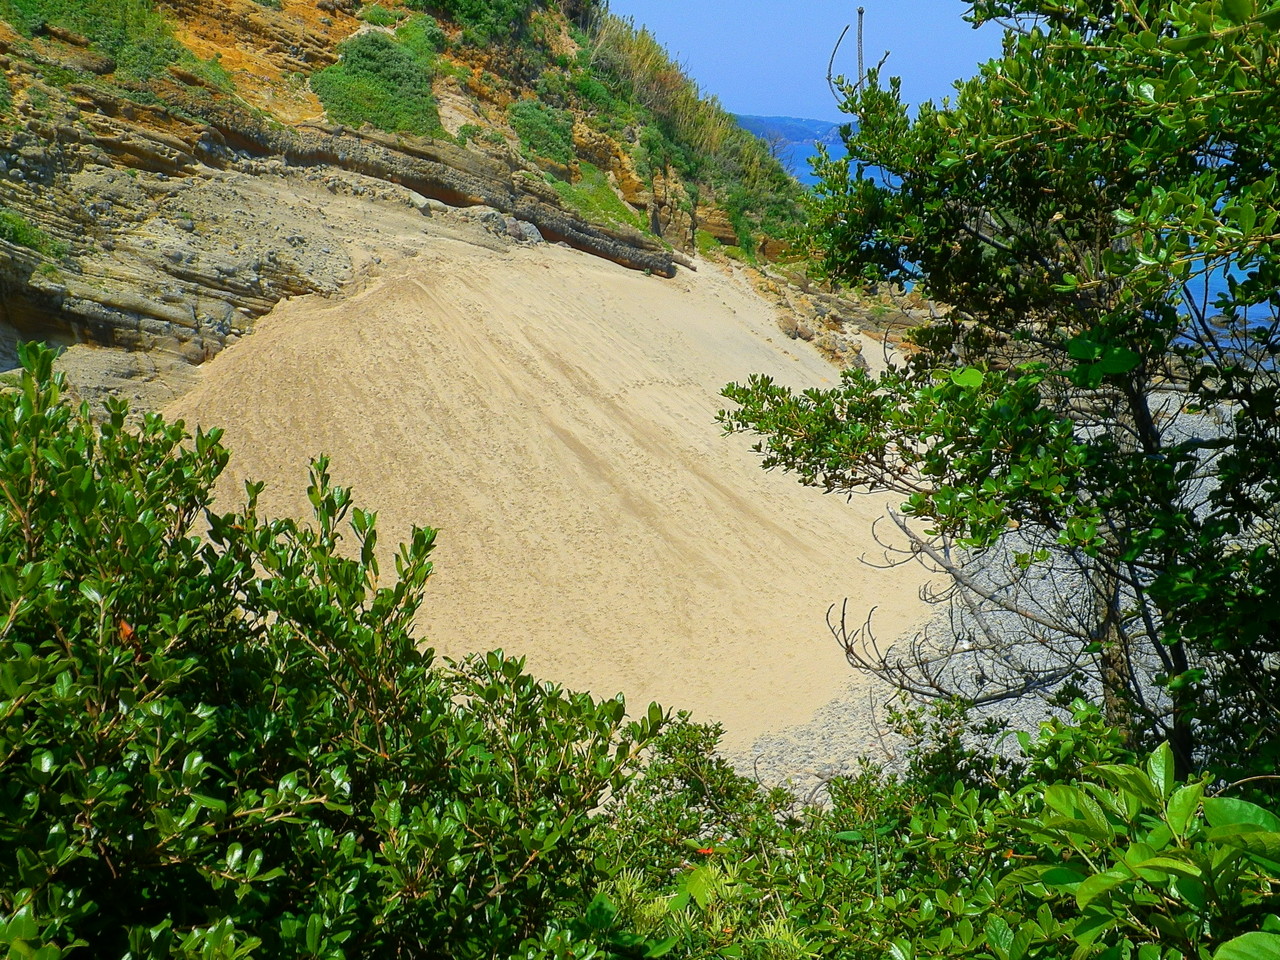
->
[0,0,922,403]
[0,2,702,380]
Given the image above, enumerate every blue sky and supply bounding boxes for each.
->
[605,1,1005,123]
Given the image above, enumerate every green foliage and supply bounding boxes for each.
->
[584,14,801,245]
[427,0,604,46]
[0,207,66,257]
[184,54,235,94]
[356,4,403,26]
[570,712,1280,960]
[310,29,443,138]
[551,163,643,232]
[394,13,447,58]
[534,68,571,106]
[571,70,610,108]
[694,230,720,258]
[0,344,664,957]
[0,0,181,79]
[419,0,537,46]
[722,0,1280,783]
[508,99,574,166]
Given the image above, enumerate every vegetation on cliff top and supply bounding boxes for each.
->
[0,0,180,79]
[0,0,800,257]
[325,0,801,252]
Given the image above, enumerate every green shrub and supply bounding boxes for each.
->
[551,162,644,232]
[534,68,570,106]
[508,99,573,165]
[0,344,665,958]
[394,13,447,58]
[0,207,66,257]
[0,0,182,79]
[310,30,443,138]
[582,707,1280,960]
[356,2,402,26]
[571,70,611,108]
[419,0,537,45]
[454,122,481,145]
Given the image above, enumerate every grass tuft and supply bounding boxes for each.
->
[551,162,644,233]
[357,3,404,26]
[0,206,68,257]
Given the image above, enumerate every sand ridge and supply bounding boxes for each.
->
[167,234,928,752]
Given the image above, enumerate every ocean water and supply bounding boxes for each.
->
[782,140,831,186]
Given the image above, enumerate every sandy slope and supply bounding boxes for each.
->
[168,233,927,753]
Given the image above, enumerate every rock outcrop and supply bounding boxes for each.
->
[0,21,681,379]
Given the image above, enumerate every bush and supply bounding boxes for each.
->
[508,99,573,165]
[584,709,1280,960]
[571,70,611,108]
[394,13,447,58]
[0,344,664,958]
[356,3,402,26]
[310,30,443,138]
[551,162,644,233]
[423,0,537,45]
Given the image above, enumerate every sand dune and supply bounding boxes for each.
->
[168,232,927,752]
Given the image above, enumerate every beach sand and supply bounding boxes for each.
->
[167,231,928,755]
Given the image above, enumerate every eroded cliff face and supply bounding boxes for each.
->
[0,2,706,388]
[0,0,914,406]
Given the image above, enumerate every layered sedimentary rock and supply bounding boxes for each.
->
[0,23,678,376]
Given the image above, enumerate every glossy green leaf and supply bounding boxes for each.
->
[1215,830,1280,861]
[1132,856,1202,880]
[1204,798,1280,833]
[1075,868,1130,910]
[1147,743,1175,800]
[951,367,985,389]
[1223,0,1256,23]
[1166,782,1205,837]
[1215,932,1280,960]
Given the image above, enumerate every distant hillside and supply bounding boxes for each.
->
[736,115,849,185]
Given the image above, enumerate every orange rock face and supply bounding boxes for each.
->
[156,0,354,122]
